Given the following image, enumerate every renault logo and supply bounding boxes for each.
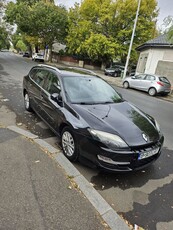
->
[142,133,148,142]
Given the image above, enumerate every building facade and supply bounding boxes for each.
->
[136,34,173,84]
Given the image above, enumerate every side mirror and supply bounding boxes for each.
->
[51,93,63,106]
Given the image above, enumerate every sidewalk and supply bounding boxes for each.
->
[0,126,130,230]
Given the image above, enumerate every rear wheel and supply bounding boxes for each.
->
[148,87,156,96]
[61,127,79,162]
[24,92,32,111]
[123,81,129,89]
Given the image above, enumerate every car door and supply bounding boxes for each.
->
[142,74,156,91]
[131,74,146,90]
[40,71,63,134]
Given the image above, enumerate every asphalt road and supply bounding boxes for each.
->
[1,51,173,230]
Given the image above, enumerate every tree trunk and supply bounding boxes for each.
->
[35,45,39,53]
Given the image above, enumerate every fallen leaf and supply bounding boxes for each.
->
[35,160,40,163]
[17,123,23,126]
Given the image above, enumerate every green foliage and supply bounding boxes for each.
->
[0,26,10,49]
[83,33,119,62]
[67,0,158,65]
[5,0,68,54]
[16,40,27,51]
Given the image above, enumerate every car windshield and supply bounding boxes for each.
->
[63,76,123,104]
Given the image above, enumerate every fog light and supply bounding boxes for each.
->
[98,155,130,165]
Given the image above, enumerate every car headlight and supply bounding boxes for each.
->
[154,119,160,133]
[88,129,128,149]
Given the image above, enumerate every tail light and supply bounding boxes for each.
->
[157,82,164,86]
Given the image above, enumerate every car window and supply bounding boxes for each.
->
[31,69,49,87]
[29,68,38,79]
[135,74,146,80]
[43,72,61,94]
[145,75,155,81]
[159,77,170,84]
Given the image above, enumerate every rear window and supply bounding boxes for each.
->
[159,77,170,84]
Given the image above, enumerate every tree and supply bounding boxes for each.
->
[0,26,10,49]
[162,16,173,42]
[0,0,11,50]
[83,33,119,64]
[5,0,68,61]
[16,40,27,51]
[66,0,158,66]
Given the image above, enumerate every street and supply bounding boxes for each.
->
[1,51,173,230]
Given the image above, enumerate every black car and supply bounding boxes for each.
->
[104,65,125,77]
[23,64,164,172]
[23,52,30,58]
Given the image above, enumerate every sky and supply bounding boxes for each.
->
[56,0,173,29]
[157,0,173,28]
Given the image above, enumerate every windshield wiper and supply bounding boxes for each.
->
[74,102,95,105]
[101,101,114,104]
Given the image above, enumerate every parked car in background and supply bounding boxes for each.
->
[23,52,30,58]
[23,64,164,172]
[32,53,44,62]
[104,65,125,77]
[123,74,171,96]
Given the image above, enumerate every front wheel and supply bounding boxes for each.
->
[113,72,118,77]
[61,127,79,162]
[123,81,129,89]
[148,87,156,96]
[24,92,32,111]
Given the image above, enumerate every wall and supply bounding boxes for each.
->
[136,48,173,76]
[52,53,102,70]
[136,48,164,74]
[156,60,173,84]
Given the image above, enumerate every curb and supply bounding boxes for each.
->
[7,125,130,230]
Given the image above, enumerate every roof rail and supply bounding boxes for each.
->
[68,67,97,76]
[37,64,62,73]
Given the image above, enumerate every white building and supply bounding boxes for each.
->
[136,34,173,84]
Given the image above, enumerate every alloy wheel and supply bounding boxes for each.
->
[123,81,129,89]
[24,93,32,111]
[148,87,156,96]
[62,131,75,157]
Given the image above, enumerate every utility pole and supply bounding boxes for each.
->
[122,0,142,80]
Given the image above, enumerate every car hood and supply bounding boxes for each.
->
[70,101,159,146]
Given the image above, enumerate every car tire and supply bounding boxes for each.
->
[113,72,118,77]
[148,87,156,96]
[61,127,79,162]
[123,81,129,89]
[24,92,32,112]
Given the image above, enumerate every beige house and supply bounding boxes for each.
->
[136,34,173,84]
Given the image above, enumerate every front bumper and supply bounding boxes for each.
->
[78,134,164,172]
